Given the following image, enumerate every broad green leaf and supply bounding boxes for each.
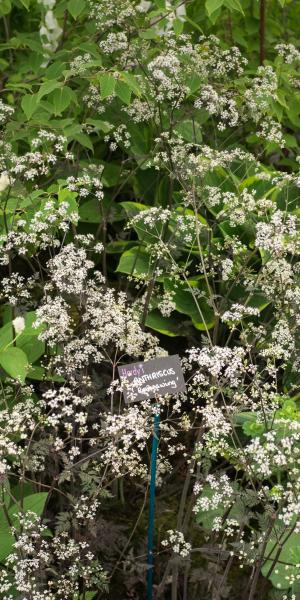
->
[101,162,121,186]
[99,73,116,100]
[26,365,45,380]
[186,73,202,95]
[116,247,154,279]
[121,201,164,244]
[184,15,203,33]
[205,0,224,17]
[126,123,150,157]
[224,0,244,13]
[173,17,184,35]
[0,347,29,383]
[227,285,270,314]
[0,493,49,563]
[174,120,202,143]
[79,198,102,223]
[0,0,11,16]
[0,312,45,360]
[19,0,30,9]
[86,119,113,133]
[9,492,48,519]
[145,310,181,337]
[17,311,45,338]
[72,133,94,151]
[73,592,97,600]
[242,420,265,437]
[17,337,45,364]
[0,321,14,350]
[218,219,256,245]
[37,80,62,102]
[21,93,39,120]
[196,485,242,529]
[139,28,158,40]
[261,527,300,590]
[106,240,138,254]
[67,0,86,18]
[48,86,74,115]
[58,189,78,216]
[115,80,132,105]
[0,508,14,562]
[120,72,142,97]
[164,278,215,331]
[120,201,148,218]
[27,365,65,382]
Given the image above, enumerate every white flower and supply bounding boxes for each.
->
[12,316,26,335]
[45,9,59,30]
[0,172,11,192]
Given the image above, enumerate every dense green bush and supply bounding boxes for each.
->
[0,1,299,598]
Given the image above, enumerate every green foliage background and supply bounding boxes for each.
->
[0,0,299,598]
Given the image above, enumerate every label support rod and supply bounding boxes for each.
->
[146,410,160,600]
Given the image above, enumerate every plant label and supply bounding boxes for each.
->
[118,354,186,404]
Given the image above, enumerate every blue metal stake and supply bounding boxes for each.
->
[147,411,160,600]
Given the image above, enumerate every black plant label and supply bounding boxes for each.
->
[118,354,186,404]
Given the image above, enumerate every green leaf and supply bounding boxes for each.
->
[116,247,154,279]
[0,347,29,383]
[164,278,215,331]
[79,198,102,223]
[145,310,181,337]
[101,162,121,186]
[120,72,142,97]
[17,338,45,364]
[72,133,94,151]
[26,365,45,380]
[27,365,65,382]
[174,120,202,143]
[224,0,244,13]
[19,0,30,10]
[37,80,62,102]
[261,527,300,590]
[67,0,86,19]
[196,485,242,529]
[86,118,113,133]
[184,15,203,33]
[242,421,265,437]
[173,17,184,35]
[115,80,132,105]
[99,73,116,100]
[0,509,14,562]
[10,493,48,519]
[48,86,75,116]
[0,493,48,563]
[121,201,164,244]
[185,74,202,96]
[58,188,78,216]
[120,201,148,218]
[205,0,224,17]
[0,312,45,361]
[0,322,14,350]
[126,123,150,157]
[139,28,158,40]
[21,93,39,120]
[0,0,11,16]
[73,592,97,600]
[106,240,138,254]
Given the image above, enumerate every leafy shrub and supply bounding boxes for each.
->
[0,1,299,599]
